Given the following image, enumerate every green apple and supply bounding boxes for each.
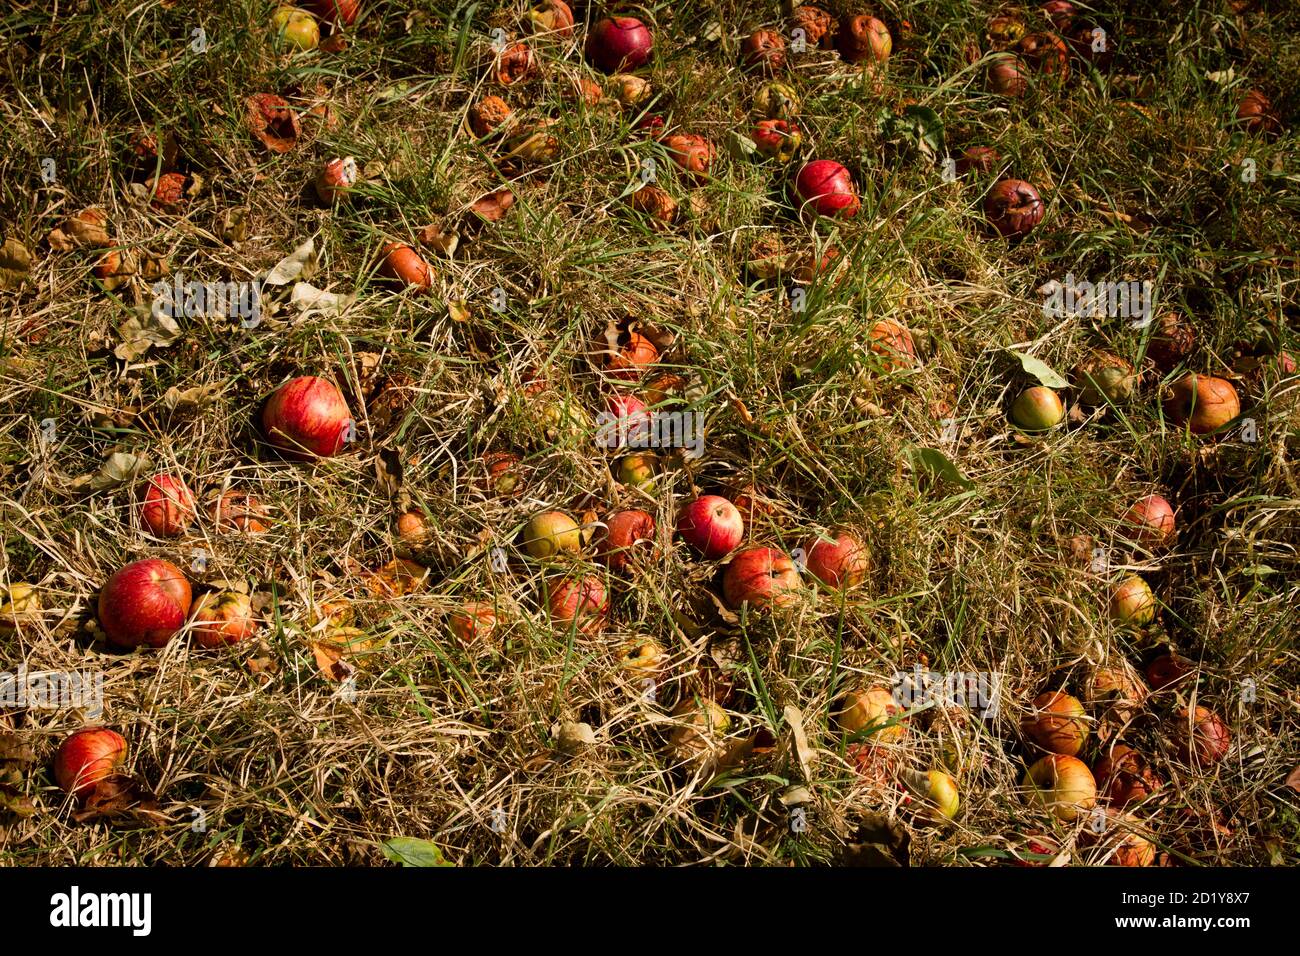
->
[271,6,321,51]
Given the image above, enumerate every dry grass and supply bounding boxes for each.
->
[0,0,1297,866]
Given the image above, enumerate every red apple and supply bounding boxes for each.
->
[314,156,358,204]
[662,133,715,182]
[309,0,358,27]
[140,473,196,537]
[1022,753,1097,822]
[752,119,802,163]
[793,160,860,218]
[986,178,1044,238]
[54,728,127,797]
[1174,706,1231,766]
[1022,690,1089,756]
[1015,32,1069,82]
[1094,743,1159,807]
[1236,89,1281,136]
[1041,1,1076,29]
[189,591,258,648]
[868,320,917,370]
[586,16,652,73]
[677,495,744,560]
[597,509,656,573]
[1145,653,1193,691]
[601,332,659,381]
[449,602,498,645]
[741,29,786,73]
[1010,386,1064,430]
[1122,494,1175,545]
[987,53,1029,97]
[545,574,608,634]
[836,14,891,63]
[1164,373,1240,434]
[98,558,192,648]
[1082,809,1156,866]
[262,375,352,459]
[1109,575,1156,627]
[804,531,870,589]
[722,547,802,610]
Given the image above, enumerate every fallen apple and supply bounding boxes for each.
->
[609,73,651,108]
[722,546,802,610]
[985,178,1044,238]
[752,119,802,164]
[618,637,665,676]
[988,14,1026,44]
[730,484,774,534]
[1015,32,1069,82]
[753,81,801,119]
[98,558,192,649]
[262,375,352,459]
[54,728,127,797]
[600,331,659,381]
[903,769,961,823]
[629,184,679,224]
[0,583,40,631]
[597,509,656,574]
[987,52,1029,97]
[469,95,513,137]
[1022,753,1097,822]
[1236,89,1281,136]
[804,531,870,589]
[308,0,358,27]
[545,573,608,634]
[314,156,358,203]
[523,510,582,559]
[1010,386,1065,431]
[1163,373,1240,434]
[1122,494,1175,545]
[1145,653,1193,691]
[1093,743,1159,807]
[1082,809,1156,866]
[668,696,731,763]
[793,159,859,218]
[835,687,906,742]
[1145,312,1196,371]
[1109,575,1156,628]
[271,6,320,51]
[1075,352,1136,406]
[615,452,659,491]
[791,5,834,48]
[955,144,1000,175]
[677,495,744,560]
[1022,690,1089,756]
[741,29,786,73]
[524,0,573,38]
[379,242,434,291]
[1173,706,1231,767]
[140,473,196,537]
[836,14,891,63]
[586,16,653,73]
[189,591,258,648]
[868,320,917,370]
[662,132,715,182]
[208,492,270,533]
[494,42,539,86]
[1040,1,1076,29]
[449,602,498,645]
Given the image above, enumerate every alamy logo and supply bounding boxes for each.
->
[891,667,1001,719]
[152,272,261,328]
[594,409,704,459]
[0,666,103,717]
[49,886,151,936]
[1041,273,1153,327]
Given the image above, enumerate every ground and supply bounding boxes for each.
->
[0,0,1297,866]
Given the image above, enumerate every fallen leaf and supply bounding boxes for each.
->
[375,447,404,499]
[218,207,250,244]
[783,704,816,779]
[0,735,37,762]
[416,225,459,257]
[47,208,111,251]
[71,774,169,827]
[163,382,224,411]
[381,837,454,867]
[0,238,33,291]
[903,445,974,490]
[1007,350,1069,389]
[70,451,153,493]
[115,305,181,360]
[290,282,354,317]
[264,238,317,285]
[246,93,301,153]
[1285,765,1300,794]
[447,300,471,322]
[363,559,428,597]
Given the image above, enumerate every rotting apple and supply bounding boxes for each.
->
[1145,653,1193,691]
[1109,575,1156,628]
[836,14,891,63]
[804,531,870,589]
[449,602,498,645]
[140,473,196,537]
[379,242,434,291]
[668,696,731,763]
[867,320,917,370]
[597,509,656,574]
[904,769,960,823]
[955,145,1000,175]
[741,29,787,73]
[752,119,802,164]
[610,73,651,108]
[1236,89,1281,136]
[523,510,582,559]
[1022,753,1097,822]
[308,0,358,27]
[54,728,127,797]
[262,375,352,459]
[544,573,608,634]
[600,331,659,382]
[493,42,538,86]
[1163,373,1240,434]
[1082,809,1156,866]
[561,74,603,107]
[208,492,270,533]
[676,495,745,559]
[662,133,715,182]
[524,0,574,38]
[468,95,513,137]
[1122,494,1175,545]
[615,452,659,491]
[791,5,835,48]
[1010,386,1065,431]
[586,16,653,73]
[395,509,429,545]
[730,484,774,534]
[1041,1,1076,29]
[1022,690,1089,756]
[98,558,193,649]
[1094,743,1159,807]
[189,590,258,648]
[835,687,906,742]
[148,172,189,211]
[271,6,320,51]
[618,636,665,677]
[987,13,1026,45]
[1173,706,1231,767]
[985,178,1044,238]
[1145,312,1196,371]
[1075,352,1137,406]
[1015,32,1069,82]
[793,159,859,218]
[753,81,801,119]
[0,583,40,632]
[722,546,802,610]
[314,156,358,204]
[629,184,679,224]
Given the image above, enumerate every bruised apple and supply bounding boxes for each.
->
[209,492,270,533]
[985,178,1044,238]
[140,473,197,537]
[54,728,127,797]
[98,558,192,649]
[597,509,656,573]
[1094,743,1159,807]
[722,547,802,610]
[1173,706,1231,767]
[545,574,608,634]
[189,591,258,648]
[836,15,891,63]
[449,602,499,645]
[1163,374,1240,434]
